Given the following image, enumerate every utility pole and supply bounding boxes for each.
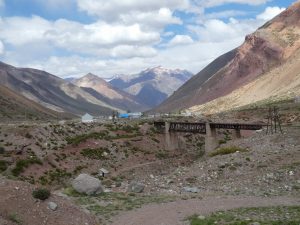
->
[266,106,283,134]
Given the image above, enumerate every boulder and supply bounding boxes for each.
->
[127,181,145,193]
[72,174,104,195]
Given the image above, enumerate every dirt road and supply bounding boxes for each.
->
[111,196,300,225]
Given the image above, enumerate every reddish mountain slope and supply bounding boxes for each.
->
[154,1,300,113]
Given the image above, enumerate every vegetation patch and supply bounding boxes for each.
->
[0,160,8,172]
[0,146,5,154]
[81,147,109,160]
[187,206,300,225]
[39,168,72,185]
[209,146,247,157]
[8,213,22,224]
[66,131,109,146]
[32,188,50,200]
[12,158,43,176]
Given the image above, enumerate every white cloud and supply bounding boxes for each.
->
[168,35,194,46]
[256,6,285,21]
[0,16,160,57]
[0,40,4,55]
[120,8,182,30]
[111,45,157,58]
[77,0,189,20]
[189,17,261,43]
[194,0,270,8]
[205,10,248,19]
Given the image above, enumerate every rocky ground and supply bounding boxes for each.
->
[0,110,299,225]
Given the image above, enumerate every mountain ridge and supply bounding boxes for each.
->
[153,1,300,113]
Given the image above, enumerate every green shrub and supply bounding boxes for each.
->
[8,213,22,224]
[209,146,247,157]
[32,188,50,200]
[218,139,227,145]
[25,133,33,139]
[66,131,108,146]
[81,147,108,159]
[0,160,8,172]
[0,146,5,154]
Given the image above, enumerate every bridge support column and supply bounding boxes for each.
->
[205,123,218,153]
[233,129,241,139]
[164,122,174,150]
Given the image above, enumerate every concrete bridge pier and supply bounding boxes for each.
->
[233,129,242,139]
[205,122,218,152]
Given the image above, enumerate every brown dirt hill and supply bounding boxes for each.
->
[0,84,72,121]
[154,0,300,113]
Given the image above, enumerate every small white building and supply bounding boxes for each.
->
[81,113,94,123]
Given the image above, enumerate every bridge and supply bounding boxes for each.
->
[154,121,264,152]
[154,121,263,133]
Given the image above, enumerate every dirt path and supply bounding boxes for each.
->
[110,196,300,225]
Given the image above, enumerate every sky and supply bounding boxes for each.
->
[0,0,297,78]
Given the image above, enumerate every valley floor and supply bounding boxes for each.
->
[0,114,299,225]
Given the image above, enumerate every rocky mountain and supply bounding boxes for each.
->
[154,1,300,113]
[0,61,121,116]
[73,73,148,112]
[109,66,193,108]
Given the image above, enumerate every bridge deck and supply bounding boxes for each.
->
[154,121,264,133]
[169,122,206,134]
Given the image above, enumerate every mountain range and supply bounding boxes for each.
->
[0,62,192,118]
[109,66,193,108]
[154,1,300,114]
[72,73,148,112]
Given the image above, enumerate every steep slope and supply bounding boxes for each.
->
[109,66,193,108]
[154,1,300,113]
[73,73,147,112]
[0,84,72,121]
[0,62,120,116]
[189,47,300,114]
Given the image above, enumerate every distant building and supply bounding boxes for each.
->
[81,113,94,123]
[119,113,129,119]
[128,112,142,119]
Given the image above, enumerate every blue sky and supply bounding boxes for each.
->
[0,0,296,77]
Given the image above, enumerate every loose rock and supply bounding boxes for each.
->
[127,181,145,193]
[48,202,58,211]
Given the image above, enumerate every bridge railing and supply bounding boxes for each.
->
[209,123,263,130]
